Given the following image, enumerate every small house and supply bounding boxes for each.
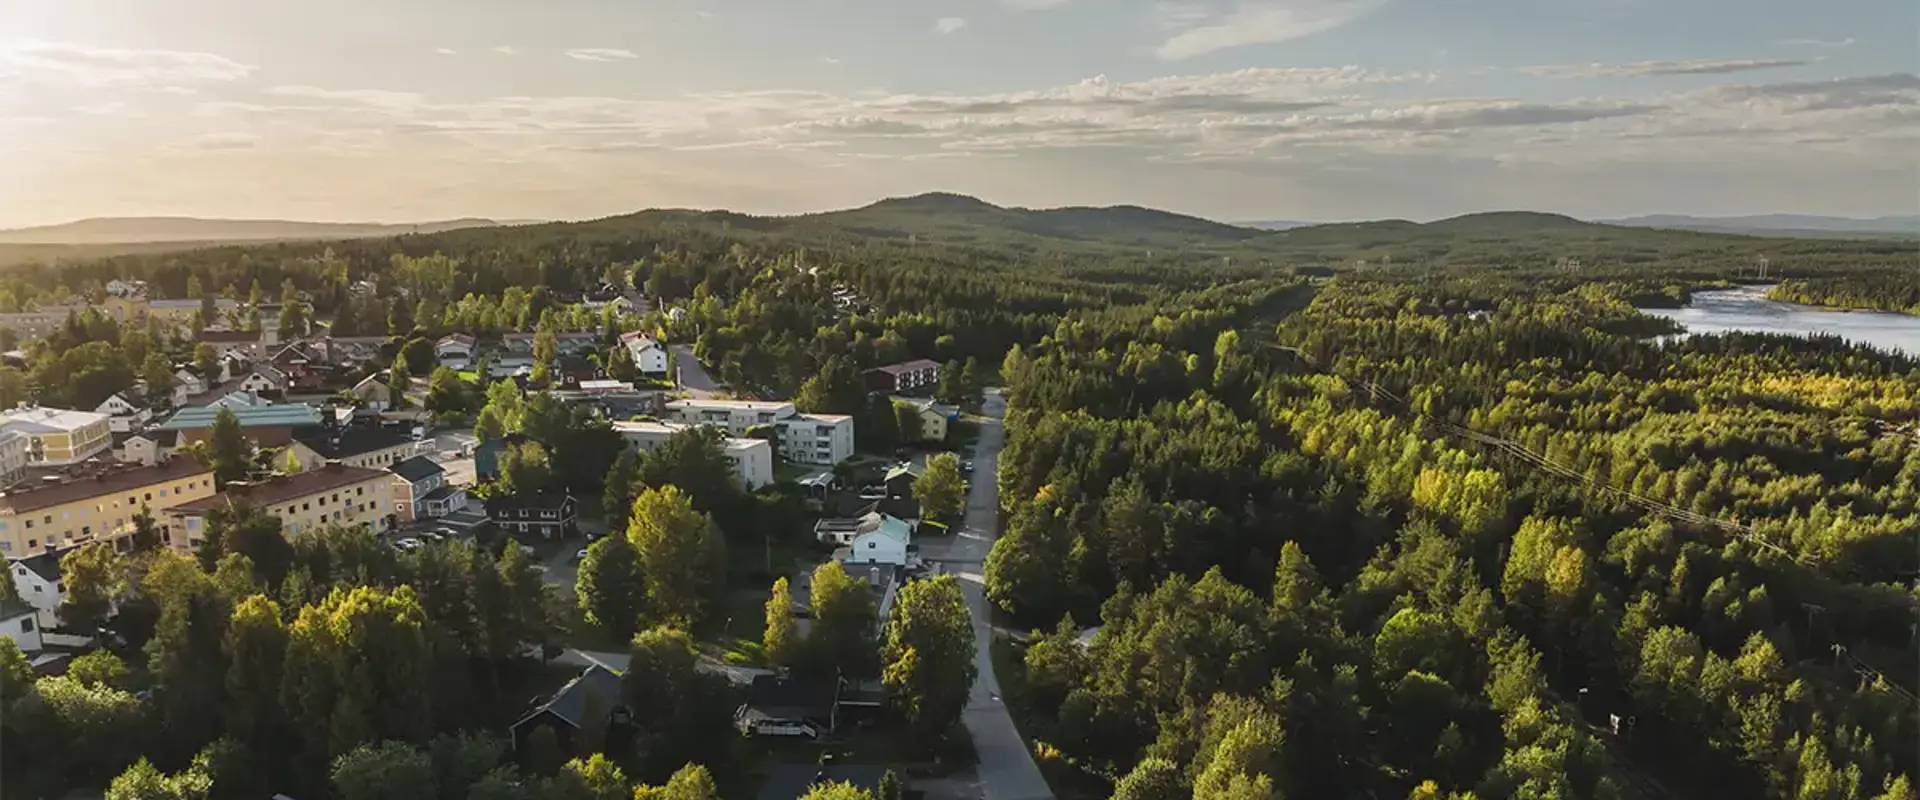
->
[510,664,632,757]
[94,391,153,433]
[485,491,578,539]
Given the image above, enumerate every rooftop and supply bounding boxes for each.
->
[869,358,942,375]
[157,404,324,430]
[791,412,852,424]
[197,329,262,344]
[162,464,389,514]
[0,460,213,514]
[10,544,73,584]
[667,398,794,411]
[294,426,414,459]
[0,407,111,434]
[389,455,444,483]
[513,664,625,731]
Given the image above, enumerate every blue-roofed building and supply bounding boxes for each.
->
[155,403,325,431]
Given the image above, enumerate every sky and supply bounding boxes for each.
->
[1,0,1916,227]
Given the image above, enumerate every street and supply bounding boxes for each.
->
[924,390,1055,800]
[671,343,723,398]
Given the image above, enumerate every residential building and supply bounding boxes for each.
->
[484,491,577,539]
[0,304,90,340]
[196,328,277,361]
[162,463,395,549]
[172,365,212,397]
[883,462,924,500]
[864,359,942,394]
[504,331,599,356]
[94,392,154,433]
[0,460,216,556]
[611,420,775,490]
[114,430,178,467]
[891,397,955,443]
[734,673,841,739]
[663,399,855,465]
[841,515,911,567]
[511,665,631,757]
[156,403,325,433]
[289,426,419,471]
[106,279,146,298]
[236,366,289,396]
[618,332,670,374]
[435,334,476,366]
[390,456,465,523]
[208,390,272,410]
[8,547,68,628]
[0,431,27,486]
[352,374,394,410]
[0,598,40,654]
[271,342,331,390]
[0,407,114,466]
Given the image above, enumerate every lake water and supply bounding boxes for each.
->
[1643,285,1920,358]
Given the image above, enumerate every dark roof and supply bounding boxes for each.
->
[0,460,214,514]
[11,546,68,584]
[756,766,889,800]
[389,455,444,483]
[420,484,464,502]
[485,491,576,513]
[743,673,837,722]
[196,329,261,344]
[868,358,942,376]
[106,391,149,411]
[162,464,388,514]
[294,426,414,459]
[513,665,625,731]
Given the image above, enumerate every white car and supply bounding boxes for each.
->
[394,538,422,551]
[576,548,590,561]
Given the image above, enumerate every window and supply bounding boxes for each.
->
[81,526,90,537]
[19,619,32,633]
[302,503,310,511]
[144,493,152,501]
[186,518,201,532]
[24,520,32,530]
[26,539,35,548]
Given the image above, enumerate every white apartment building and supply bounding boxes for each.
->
[0,407,113,466]
[0,431,27,487]
[662,399,854,465]
[611,420,775,489]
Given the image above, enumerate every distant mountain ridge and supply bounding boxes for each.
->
[1605,214,1920,238]
[0,216,524,245]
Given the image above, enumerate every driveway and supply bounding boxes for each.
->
[670,343,723,398]
[929,390,1054,800]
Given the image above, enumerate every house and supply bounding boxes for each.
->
[484,491,578,539]
[172,366,211,398]
[619,332,669,374]
[892,397,955,443]
[196,328,275,361]
[0,431,27,487]
[0,460,216,556]
[161,463,396,549]
[503,331,599,356]
[611,420,774,490]
[114,429,179,467]
[351,373,395,411]
[8,546,70,628]
[105,279,146,299]
[662,399,855,465]
[208,390,272,410]
[883,462,924,500]
[155,403,325,444]
[0,407,114,466]
[94,392,153,433]
[757,766,890,800]
[510,665,631,756]
[390,456,465,523]
[0,597,41,655]
[236,366,288,396]
[828,512,913,567]
[864,359,942,394]
[289,426,419,471]
[734,672,842,739]
[436,334,476,366]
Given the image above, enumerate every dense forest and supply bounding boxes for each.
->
[1771,270,1920,316]
[985,272,1919,799]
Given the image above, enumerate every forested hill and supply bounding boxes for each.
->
[5,193,1914,279]
[0,216,512,245]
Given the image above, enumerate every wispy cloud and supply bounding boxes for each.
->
[1779,38,1856,49]
[432,48,458,56]
[822,57,842,65]
[491,45,519,56]
[1521,58,1814,79]
[1155,1,1388,61]
[934,17,969,34]
[566,48,639,63]
[0,39,254,88]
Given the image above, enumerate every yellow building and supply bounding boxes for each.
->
[0,407,114,466]
[162,463,394,551]
[0,460,216,557]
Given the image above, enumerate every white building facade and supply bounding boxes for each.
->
[662,400,854,465]
[612,420,776,490]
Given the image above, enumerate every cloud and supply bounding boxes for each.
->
[1155,1,1387,61]
[491,45,519,56]
[433,48,458,56]
[934,17,969,34]
[566,48,639,63]
[1779,38,1856,49]
[1521,58,1814,79]
[0,39,254,88]
[822,57,842,64]
[179,132,260,151]
[1002,0,1074,8]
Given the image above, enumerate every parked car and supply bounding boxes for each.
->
[959,461,975,477]
[394,537,423,552]
[575,548,589,561]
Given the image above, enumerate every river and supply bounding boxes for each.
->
[1643,285,1920,358]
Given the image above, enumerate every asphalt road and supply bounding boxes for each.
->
[671,343,723,398]
[939,390,1054,800]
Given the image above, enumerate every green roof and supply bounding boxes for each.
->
[156,403,324,430]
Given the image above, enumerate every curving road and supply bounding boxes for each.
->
[936,390,1054,800]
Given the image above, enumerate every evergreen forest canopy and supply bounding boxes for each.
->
[0,196,1915,800]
